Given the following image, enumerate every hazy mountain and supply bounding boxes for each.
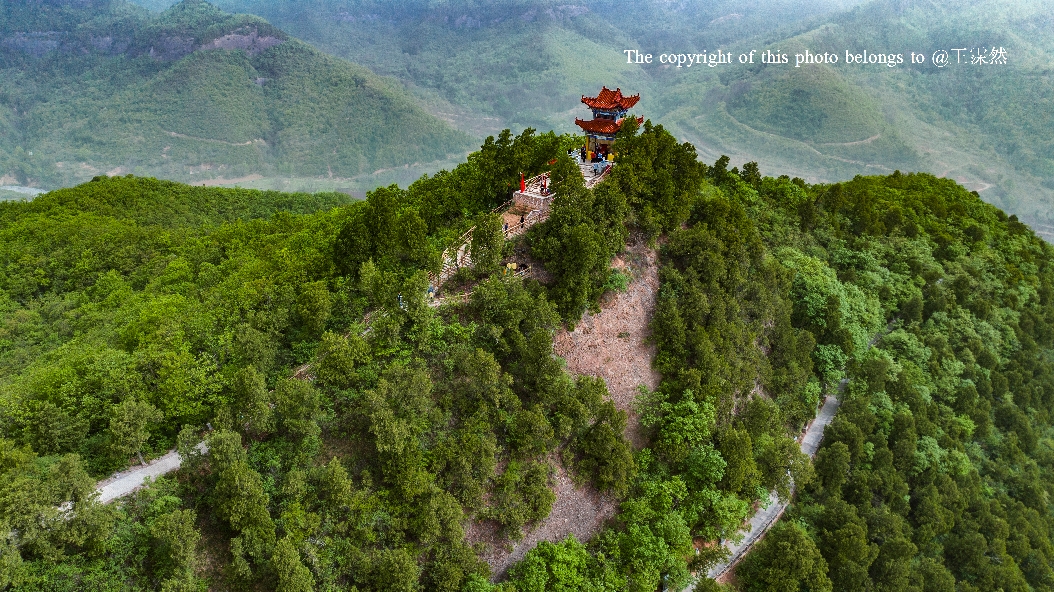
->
[0,0,471,189]
[188,0,863,133]
[659,0,1054,233]
[177,0,1054,234]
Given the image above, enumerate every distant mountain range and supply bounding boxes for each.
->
[0,0,471,189]
[6,0,1051,235]
[194,0,1054,235]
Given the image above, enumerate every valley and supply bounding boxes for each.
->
[0,0,471,190]
[187,0,1054,235]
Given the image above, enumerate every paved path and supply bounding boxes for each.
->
[801,392,842,457]
[704,393,841,580]
[95,442,207,504]
[702,319,897,583]
[96,451,182,503]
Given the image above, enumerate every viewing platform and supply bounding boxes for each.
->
[427,151,617,294]
[512,172,555,212]
[580,159,612,188]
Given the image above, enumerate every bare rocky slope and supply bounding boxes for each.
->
[468,240,661,578]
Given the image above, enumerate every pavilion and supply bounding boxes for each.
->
[574,86,642,159]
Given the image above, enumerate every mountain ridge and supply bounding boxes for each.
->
[0,0,472,189]
[199,0,1054,235]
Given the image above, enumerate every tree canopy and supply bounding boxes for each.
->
[3,122,1054,592]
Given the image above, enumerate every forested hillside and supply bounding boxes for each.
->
[0,0,470,189]
[725,162,1054,591]
[3,115,1054,591]
[188,0,1054,235]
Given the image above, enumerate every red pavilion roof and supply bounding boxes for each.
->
[574,116,643,135]
[581,87,640,111]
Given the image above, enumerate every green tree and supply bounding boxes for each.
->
[358,258,398,308]
[431,421,498,510]
[508,405,556,458]
[611,118,705,234]
[400,209,435,268]
[0,451,112,561]
[296,280,332,336]
[717,428,760,496]
[356,547,421,592]
[488,461,556,539]
[314,330,369,390]
[908,557,956,592]
[736,522,833,592]
[573,401,636,495]
[640,390,716,465]
[318,457,354,508]
[529,153,627,321]
[814,441,851,495]
[273,537,314,592]
[109,399,163,465]
[511,536,591,592]
[0,524,23,590]
[229,365,272,435]
[813,498,877,590]
[20,400,88,456]
[741,161,762,188]
[273,378,322,462]
[471,211,505,275]
[208,430,276,564]
[150,508,201,588]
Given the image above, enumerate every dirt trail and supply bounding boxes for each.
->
[553,242,662,448]
[469,461,617,580]
[164,130,264,147]
[818,133,880,147]
[471,241,662,579]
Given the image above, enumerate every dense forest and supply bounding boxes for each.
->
[2,116,1054,592]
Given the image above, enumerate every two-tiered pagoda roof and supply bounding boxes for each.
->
[580,86,640,111]
[575,86,641,139]
[574,116,643,135]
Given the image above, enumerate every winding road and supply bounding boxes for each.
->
[704,392,842,580]
[96,450,183,504]
[702,320,897,583]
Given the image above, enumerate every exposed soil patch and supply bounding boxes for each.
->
[501,204,534,237]
[553,241,661,448]
[467,241,660,579]
[467,459,617,581]
[149,35,195,61]
[201,29,283,56]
